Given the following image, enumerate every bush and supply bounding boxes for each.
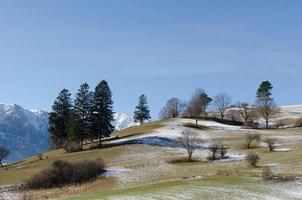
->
[262,167,273,179]
[63,141,82,153]
[207,143,228,160]
[246,153,260,167]
[27,159,105,189]
[295,118,302,127]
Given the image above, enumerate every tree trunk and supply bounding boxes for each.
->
[98,136,101,147]
[195,118,198,125]
[188,152,192,161]
[265,118,269,129]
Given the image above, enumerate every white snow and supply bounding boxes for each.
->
[179,118,243,131]
[265,163,278,168]
[214,154,246,163]
[112,113,138,131]
[103,167,131,177]
[273,148,292,152]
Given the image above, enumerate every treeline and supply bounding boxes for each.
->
[49,80,151,150]
[160,80,279,129]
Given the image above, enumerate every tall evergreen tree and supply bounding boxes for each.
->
[90,80,114,146]
[134,94,151,124]
[69,83,92,149]
[256,81,279,128]
[49,89,73,148]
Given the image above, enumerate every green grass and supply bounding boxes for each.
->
[66,176,302,200]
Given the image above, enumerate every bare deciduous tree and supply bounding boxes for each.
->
[0,147,10,167]
[264,137,276,152]
[208,143,220,160]
[245,132,261,149]
[208,143,228,160]
[255,81,280,129]
[213,92,232,120]
[159,98,186,119]
[187,89,212,125]
[237,103,256,125]
[175,129,202,161]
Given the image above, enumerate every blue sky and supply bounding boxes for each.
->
[0,0,301,118]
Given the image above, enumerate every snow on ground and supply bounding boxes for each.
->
[179,118,243,131]
[0,186,20,200]
[214,155,246,163]
[104,167,131,177]
[111,118,244,148]
[281,104,302,118]
[273,148,292,152]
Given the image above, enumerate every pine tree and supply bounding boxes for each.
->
[49,89,73,148]
[69,83,92,149]
[90,80,114,146]
[256,81,278,128]
[134,94,151,124]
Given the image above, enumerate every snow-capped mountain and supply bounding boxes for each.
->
[112,113,137,130]
[0,103,136,163]
[0,104,49,163]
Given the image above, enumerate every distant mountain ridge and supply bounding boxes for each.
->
[0,104,49,163]
[112,112,138,130]
[0,103,136,163]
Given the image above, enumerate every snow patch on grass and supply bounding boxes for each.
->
[273,148,292,152]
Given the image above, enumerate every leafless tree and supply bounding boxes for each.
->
[159,98,186,119]
[208,143,220,160]
[219,144,228,159]
[255,100,279,129]
[187,88,212,125]
[245,132,261,149]
[208,143,228,160]
[255,81,280,129]
[213,92,232,120]
[237,102,256,125]
[175,129,203,161]
[264,137,276,152]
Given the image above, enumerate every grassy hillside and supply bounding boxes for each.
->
[1,118,302,199]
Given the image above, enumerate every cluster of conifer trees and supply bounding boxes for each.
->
[49,80,114,149]
[49,80,152,150]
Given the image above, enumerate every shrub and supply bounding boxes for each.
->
[295,118,302,127]
[262,167,273,179]
[207,143,220,160]
[27,159,105,189]
[63,141,82,153]
[246,153,260,167]
[219,145,228,159]
[207,143,228,160]
[37,154,43,160]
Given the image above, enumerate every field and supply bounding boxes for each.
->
[1,118,302,199]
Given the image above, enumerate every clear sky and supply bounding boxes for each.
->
[0,0,301,118]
